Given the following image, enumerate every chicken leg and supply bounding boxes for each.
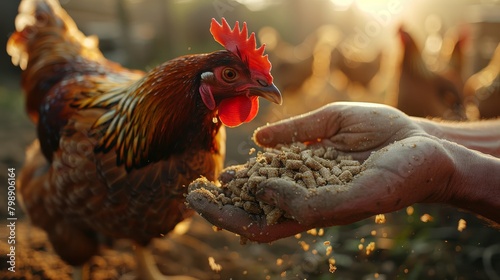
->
[134,244,198,280]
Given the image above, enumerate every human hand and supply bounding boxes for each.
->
[254,102,424,159]
[187,102,496,242]
[187,135,454,242]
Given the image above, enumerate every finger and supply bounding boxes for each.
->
[186,189,309,243]
[256,178,307,216]
[257,178,348,226]
[257,175,384,226]
[253,105,339,147]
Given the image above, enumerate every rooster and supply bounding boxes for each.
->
[464,43,500,119]
[395,26,466,120]
[8,0,281,278]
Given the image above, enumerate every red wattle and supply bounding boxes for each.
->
[218,96,259,127]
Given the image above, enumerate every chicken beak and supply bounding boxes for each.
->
[249,83,282,105]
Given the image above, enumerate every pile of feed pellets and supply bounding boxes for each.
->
[190,143,363,225]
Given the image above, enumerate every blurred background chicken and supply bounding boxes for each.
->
[258,26,316,93]
[8,0,280,279]
[394,26,466,120]
[330,46,384,95]
[259,24,345,120]
[437,28,468,94]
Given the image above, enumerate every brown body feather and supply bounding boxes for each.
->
[12,0,228,265]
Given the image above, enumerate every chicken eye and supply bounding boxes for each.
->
[222,68,238,82]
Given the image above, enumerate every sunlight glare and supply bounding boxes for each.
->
[331,0,406,15]
[330,0,354,11]
[235,0,272,11]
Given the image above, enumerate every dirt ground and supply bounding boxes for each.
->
[0,215,337,280]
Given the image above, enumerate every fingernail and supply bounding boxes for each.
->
[255,129,274,145]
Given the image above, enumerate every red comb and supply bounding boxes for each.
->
[210,18,273,83]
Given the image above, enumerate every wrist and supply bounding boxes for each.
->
[442,139,500,224]
[413,118,500,157]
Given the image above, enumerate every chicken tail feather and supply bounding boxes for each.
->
[8,0,103,70]
[7,0,105,122]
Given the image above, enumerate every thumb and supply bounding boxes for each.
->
[256,178,312,224]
